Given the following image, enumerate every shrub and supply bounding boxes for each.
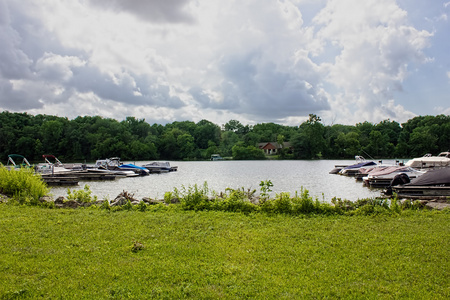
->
[178,182,211,211]
[291,188,316,214]
[67,185,97,203]
[219,188,258,214]
[0,166,49,204]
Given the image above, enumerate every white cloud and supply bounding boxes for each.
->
[313,0,432,124]
[0,0,442,126]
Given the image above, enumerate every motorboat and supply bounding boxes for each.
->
[389,167,450,197]
[142,161,178,173]
[211,154,223,161]
[405,152,450,169]
[362,165,425,188]
[88,157,147,176]
[338,156,377,176]
[119,164,150,176]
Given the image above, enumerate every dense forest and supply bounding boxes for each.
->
[0,111,449,162]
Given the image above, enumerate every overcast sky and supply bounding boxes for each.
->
[1,0,449,126]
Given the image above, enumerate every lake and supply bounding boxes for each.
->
[50,159,393,202]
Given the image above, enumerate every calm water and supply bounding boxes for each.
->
[50,160,390,202]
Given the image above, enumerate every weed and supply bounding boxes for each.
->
[131,240,144,253]
[67,185,97,203]
[0,166,49,203]
[135,201,147,212]
[259,180,273,202]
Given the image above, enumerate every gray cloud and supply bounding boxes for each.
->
[0,0,185,112]
[88,0,194,23]
[189,51,330,121]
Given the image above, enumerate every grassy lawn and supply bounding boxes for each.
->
[0,205,449,299]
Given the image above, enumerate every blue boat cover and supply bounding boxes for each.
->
[119,164,148,171]
[343,161,377,170]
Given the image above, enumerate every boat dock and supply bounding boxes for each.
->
[41,171,117,186]
[41,176,79,186]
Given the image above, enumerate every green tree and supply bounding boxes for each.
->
[291,114,326,159]
[194,120,221,149]
[232,143,266,160]
[177,133,196,159]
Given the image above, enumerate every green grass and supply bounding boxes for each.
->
[0,205,449,299]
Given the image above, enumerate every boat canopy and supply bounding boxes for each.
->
[367,166,410,177]
[406,168,450,186]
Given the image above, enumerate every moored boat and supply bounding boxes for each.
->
[362,166,425,188]
[339,160,377,176]
[142,161,178,173]
[35,155,77,175]
[89,157,149,176]
[4,154,32,170]
[389,167,450,197]
[405,152,450,169]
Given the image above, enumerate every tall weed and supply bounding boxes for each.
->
[177,182,211,211]
[67,185,97,203]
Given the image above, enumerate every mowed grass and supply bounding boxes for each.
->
[0,205,449,299]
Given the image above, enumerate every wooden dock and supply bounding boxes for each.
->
[42,176,79,186]
[41,171,117,186]
[393,185,450,197]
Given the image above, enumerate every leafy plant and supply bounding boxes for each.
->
[0,166,49,204]
[259,180,273,202]
[67,185,97,203]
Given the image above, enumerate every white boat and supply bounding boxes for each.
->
[338,156,378,176]
[211,154,223,161]
[142,161,178,173]
[90,157,146,176]
[35,155,77,175]
[405,152,450,169]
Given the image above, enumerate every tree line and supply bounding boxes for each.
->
[0,111,449,162]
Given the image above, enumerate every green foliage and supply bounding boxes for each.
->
[164,191,174,204]
[259,180,273,202]
[232,143,266,160]
[1,111,448,161]
[0,166,49,204]
[216,188,258,214]
[135,201,148,212]
[66,185,97,203]
[177,182,211,211]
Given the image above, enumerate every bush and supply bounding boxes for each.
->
[67,185,97,203]
[177,182,211,211]
[218,189,258,214]
[0,166,49,204]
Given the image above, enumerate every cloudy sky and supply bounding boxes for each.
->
[1,0,449,126]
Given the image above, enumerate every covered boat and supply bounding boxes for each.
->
[339,161,377,176]
[391,168,450,197]
[142,162,178,173]
[363,166,424,188]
